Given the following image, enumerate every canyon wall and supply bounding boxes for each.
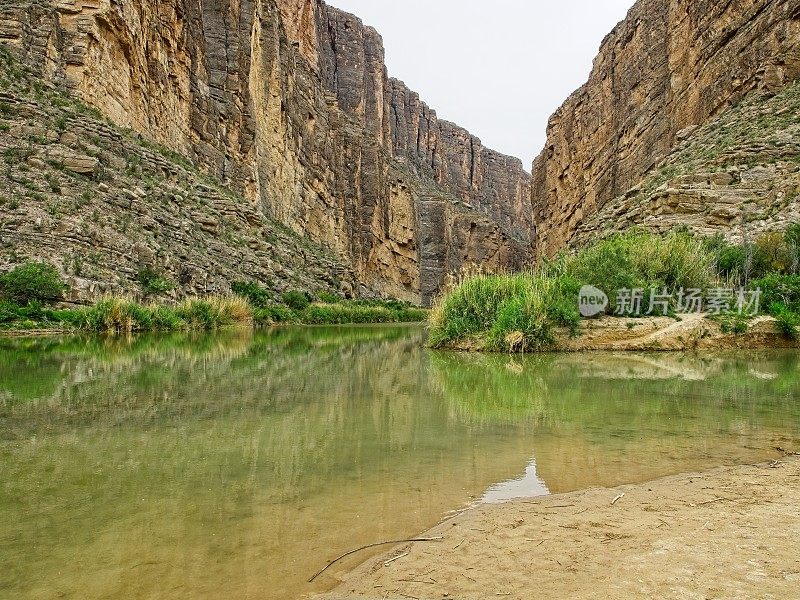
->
[531,0,800,257]
[0,0,532,304]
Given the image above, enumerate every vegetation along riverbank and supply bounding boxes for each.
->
[429,228,800,352]
[0,262,426,334]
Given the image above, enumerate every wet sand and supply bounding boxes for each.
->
[321,456,800,599]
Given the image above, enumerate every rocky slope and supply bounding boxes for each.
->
[531,0,800,258]
[570,80,800,248]
[0,47,355,303]
[0,0,532,305]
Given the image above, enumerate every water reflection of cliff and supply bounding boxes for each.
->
[3,332,800,600]
[0,327,538,600]
[429,350,800,493]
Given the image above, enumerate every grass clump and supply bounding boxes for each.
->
[429,273,580,352]
[80,296,252,334]
[429,230,719,352]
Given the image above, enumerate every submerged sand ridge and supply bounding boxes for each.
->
[321,457,800,599]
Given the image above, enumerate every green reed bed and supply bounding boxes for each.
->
[429,228,800,352]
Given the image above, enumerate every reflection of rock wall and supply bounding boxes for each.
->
[0,0,531,304]
[429,350,800,494]
[0,327,539,600]
[531,0,800,258]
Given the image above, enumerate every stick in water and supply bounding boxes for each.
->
[309,537,444,582]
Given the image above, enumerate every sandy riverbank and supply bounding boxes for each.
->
[562,315,799,352]
[321,456,800,599]
[444,314,799,352]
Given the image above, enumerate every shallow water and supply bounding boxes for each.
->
[1,326,799,599]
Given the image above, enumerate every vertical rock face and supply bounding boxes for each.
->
[0,0,532,304]
[531,0,800,258]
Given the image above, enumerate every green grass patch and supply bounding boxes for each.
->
[253,300,426,326]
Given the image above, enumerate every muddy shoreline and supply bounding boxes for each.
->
[321,456,800,599]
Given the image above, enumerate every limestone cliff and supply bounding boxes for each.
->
[0,0,531,304]
[532,0,800,257]
[0,46,355,302]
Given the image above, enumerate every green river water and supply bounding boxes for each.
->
[1,325,799,599]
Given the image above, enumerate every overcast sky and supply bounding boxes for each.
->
[329,0,635,166]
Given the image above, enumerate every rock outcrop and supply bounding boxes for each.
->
[531,0,800,257]
[0,0,532,304]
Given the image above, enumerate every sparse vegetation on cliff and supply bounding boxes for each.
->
[0,44,353,305]
[429,229,800,352]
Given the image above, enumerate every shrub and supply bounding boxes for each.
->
[231,281,272,308]
[786,223,800,272]
[392,307,428,322]
[281,290,311,311]
[0,299,20,324]
[254,304,297,325]
[562,230,714,296]
[137,267,174,296]
[302,304,398,325]
[753,273,800,314]
[717,313,750,335]
[771,304,799,340]
[351,297,413,311]
[756,232,792,275]
[0,261,67,305]
[716,244,751,281]
[316,291,342,304]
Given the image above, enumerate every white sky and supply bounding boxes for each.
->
[329,0,635,165]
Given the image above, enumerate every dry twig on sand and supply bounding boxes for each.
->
[309,537,444,582]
